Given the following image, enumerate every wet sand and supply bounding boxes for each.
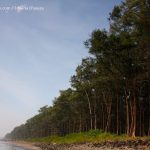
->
[6,141,41,150]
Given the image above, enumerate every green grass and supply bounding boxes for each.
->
[26,130,150,144]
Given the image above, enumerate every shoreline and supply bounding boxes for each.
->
[3,139,150,150]
[4,141,41,150]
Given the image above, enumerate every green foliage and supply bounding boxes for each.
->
[5,0,150,140]
[26,131,142,144]
[86,129,104,137]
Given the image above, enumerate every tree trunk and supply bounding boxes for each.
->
[85,90,93,130]
[132,97,136,137]
[129,100,134,136]
[116,94,119,134]
[79,115,82,132]
[94,94,97,130]
[125,89,130,136]
[148,119,150,136]
[94,113,97,130]
[105,101,112,132]
[139,108,142,136]
[126,99,130,135]
[129,89,137,137]
[102,104,105,130]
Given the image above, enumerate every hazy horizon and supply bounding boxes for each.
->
[0,0,122,137]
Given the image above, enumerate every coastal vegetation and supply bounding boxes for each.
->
[5,0,150,142]
[26,130,150,144]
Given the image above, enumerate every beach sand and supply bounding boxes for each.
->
[6,141,41,150]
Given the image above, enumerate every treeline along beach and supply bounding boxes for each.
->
[5,0,150,141]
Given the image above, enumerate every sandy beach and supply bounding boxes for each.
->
[6,141,41,150]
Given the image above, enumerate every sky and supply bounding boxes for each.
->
[0,0,122,137]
